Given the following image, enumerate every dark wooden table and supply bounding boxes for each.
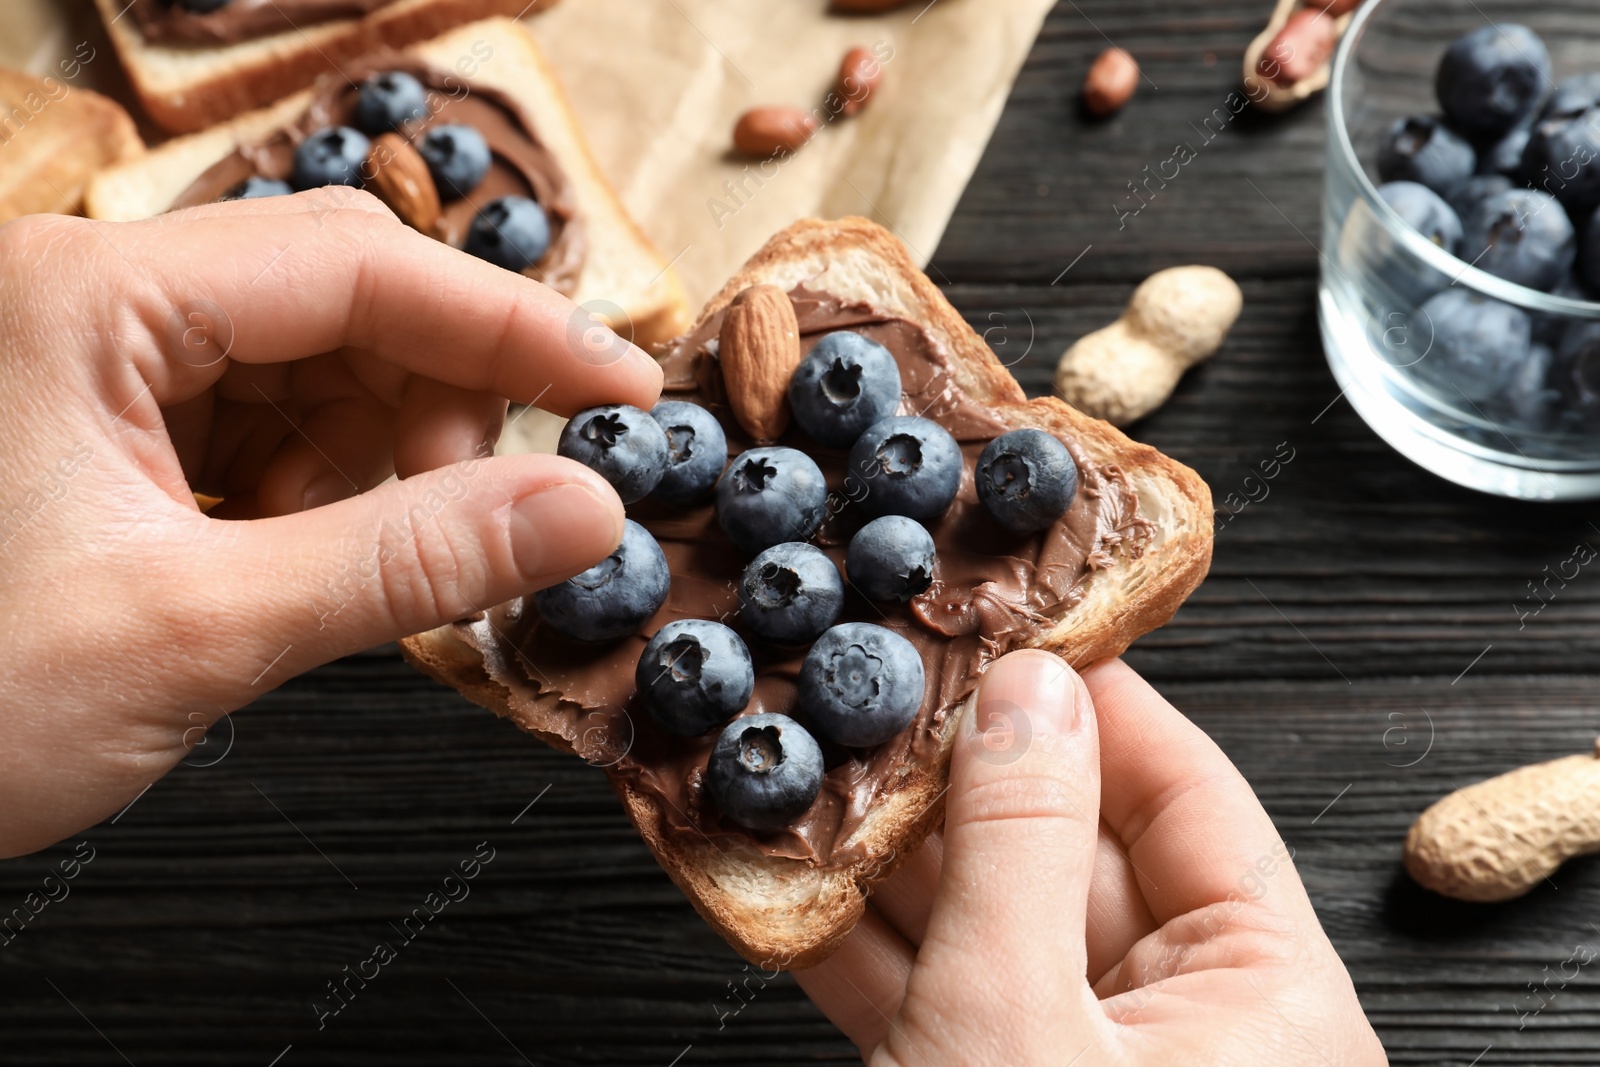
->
[7,2,1600,1064]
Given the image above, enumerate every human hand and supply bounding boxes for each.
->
[0,190,660,858]
[796,652,1386,1066]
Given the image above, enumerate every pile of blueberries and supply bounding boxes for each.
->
[220,70,552,273]
[538,329,1080,831]
[1372,24,1600,430]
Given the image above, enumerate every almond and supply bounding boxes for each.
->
[1257,9,1338,88]
[719,284,801,442]
[835,47,883,117]
[1305,0,1360,13]
[733,106,820,157]
[363,132,440,233]
[1082,47,1139,118]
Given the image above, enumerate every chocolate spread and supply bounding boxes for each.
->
[452,288,1154,867]
[126,0,398,45]
[171,56,586,297]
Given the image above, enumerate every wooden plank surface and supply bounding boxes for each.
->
[5,1,1600,1064]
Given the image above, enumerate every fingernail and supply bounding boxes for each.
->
[301,472,348,511]
[975,649,1088,738]
[509,480,623,586]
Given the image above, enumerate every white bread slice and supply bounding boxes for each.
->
[81,18,690,349]
[400,217,1215,968]
[93,0,559,134]
[0,69,143,223]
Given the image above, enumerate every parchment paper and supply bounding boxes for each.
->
[0,0,1054,306]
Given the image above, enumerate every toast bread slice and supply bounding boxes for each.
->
[93,0,559,134]
[82,18,690,349]
[0,69,143,223]
[400,217,1215,968]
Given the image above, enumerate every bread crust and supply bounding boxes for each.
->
[401,217,1214,968]
[0,70,143,223]
[93,0,560,134]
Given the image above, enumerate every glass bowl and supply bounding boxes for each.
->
[1320,0,1600,500]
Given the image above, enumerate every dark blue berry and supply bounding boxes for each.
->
[1505,342,1559,430]
[1377,116,1475,196]
[175,0,232,11]
[1413,289,1532,403]
[975,428,1079,533]
[354,71,428,134]
[845,515,935,602]
[1435,24,1552,141]
[705,713,824,831]
[1581,206,1600,295]
[417,123,491,199]
[219,176,292,201]
[738,542,843,645]
[799,623,925,748]
[1446,173,1512,221]
[1382,181,1464,255]
[649,401,727,503]
[534,519,671,642]
[787,331,903,448]
[1479,120,1533,180]
[557,404,667,504]
[636,619,754,737]
[1461,189,1575,292]
[290,126,371,190]
[464,196,551,272]
[715,447,827,555]
[848,416,963,522]
[1554,321,1600,420]
[1526,108,1600,218]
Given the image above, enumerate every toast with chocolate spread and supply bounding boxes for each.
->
[82,18,690,349]
[93,0,560,134]
[400,217,1214,969]
[0,69,142,224]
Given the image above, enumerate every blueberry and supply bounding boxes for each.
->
[1379,181,1464,255]
[799,623,925,748]
[1461,189,1575,291]
[1413,289,1532,403]
[974,428,1079,533]
[848,416,963,522]
[1542,73,1600,122]
[738,542,843,645]
[219,176,292,201]
[557,404,667,504]
[1554,321,1600,419]
[534,519,671,642]
[704,713,824,831]
[1435,24,1552,141]
[175,0,232,11]
[636,619,754,737]
[1445,173,1512,221]
[1581,208,1600,295]
[1377,115,1476,196]
[464,196,551,272]
[290,126,371,190]
[845,516,935,602]
[1505,342,1560,430]
[1525,108,1600,218]
[417,123,491,199]
[354,71,428,134]
[787,331,903,448]
[715,447,827,555]
[649,401,727,503]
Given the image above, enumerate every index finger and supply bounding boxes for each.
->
[1085,658,1309,926]
[96,190,663,416]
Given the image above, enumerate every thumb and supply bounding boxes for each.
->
[194,452,623,682]
[923,649,1102,1005]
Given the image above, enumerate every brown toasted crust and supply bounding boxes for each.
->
[0,70,143,223]
[93,0,560,134]
[400,217,1214,968]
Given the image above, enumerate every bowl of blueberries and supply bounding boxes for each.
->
[1320,0,1600,500]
